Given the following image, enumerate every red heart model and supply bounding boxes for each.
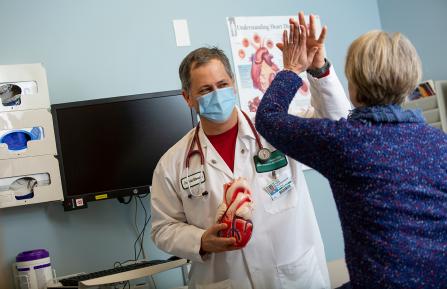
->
[215,178,254,248]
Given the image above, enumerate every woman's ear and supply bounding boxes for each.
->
[348,82,361,107]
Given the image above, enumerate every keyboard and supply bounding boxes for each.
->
[59,259,171,286]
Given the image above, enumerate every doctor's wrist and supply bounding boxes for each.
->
[199,236,211,261]
[200,232,210,256]
[199,244,207,256]
[307,58,331,78]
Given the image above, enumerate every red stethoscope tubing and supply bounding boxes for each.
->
[185,111,264,168]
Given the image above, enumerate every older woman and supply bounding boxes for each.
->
[255,20,447,289]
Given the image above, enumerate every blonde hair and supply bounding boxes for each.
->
[345,30,422,106]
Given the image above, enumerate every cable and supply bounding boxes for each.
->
[135,196,145,260]
[138,196,151,260]
[118,192,148,261]
[133,196,141,258]
[113,260,132,289]
[114,193,153,289]
[118,195,133,204]
[134,195,151,260]
[138,192,150,198]
[150,275,158,289]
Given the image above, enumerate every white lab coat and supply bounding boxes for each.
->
[151,67,351,289]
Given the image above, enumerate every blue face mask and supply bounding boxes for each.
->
[197,87,237,123]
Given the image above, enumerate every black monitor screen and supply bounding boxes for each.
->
[52,90,195,206]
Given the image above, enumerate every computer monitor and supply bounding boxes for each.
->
[52,90,197,211]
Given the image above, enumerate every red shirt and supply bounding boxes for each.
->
[206,122,239,172]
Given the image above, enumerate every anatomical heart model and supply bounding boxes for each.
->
[215,177,254,248]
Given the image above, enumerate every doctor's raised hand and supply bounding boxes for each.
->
[277,18,319,75]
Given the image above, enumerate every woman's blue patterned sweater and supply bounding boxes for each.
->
[255,70,447,289]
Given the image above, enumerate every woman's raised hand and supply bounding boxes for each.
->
[276,12,323,74]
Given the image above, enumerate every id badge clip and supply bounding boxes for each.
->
[254,150,288,173]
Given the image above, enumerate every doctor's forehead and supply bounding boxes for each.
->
[189,59,232,88]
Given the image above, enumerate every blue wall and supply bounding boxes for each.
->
[378,0,447,81]
[0,1,382,288]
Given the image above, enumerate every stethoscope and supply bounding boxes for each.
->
[184,110,271,198]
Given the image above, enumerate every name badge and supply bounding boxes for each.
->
[181,171,205,190]
[254,150,288,173]
[264,175,293,200]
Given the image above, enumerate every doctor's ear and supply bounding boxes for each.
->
[182,90,194,108]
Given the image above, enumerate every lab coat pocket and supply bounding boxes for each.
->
[277,247,327,289]
[260,168,298,214]
[181,193,213,228]
[196,279,233,289]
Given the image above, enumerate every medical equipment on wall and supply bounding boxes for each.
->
[0,64,63,208]
[0,173,50,201]
[0,127,43,151]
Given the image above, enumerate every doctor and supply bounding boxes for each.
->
[151,12,351,289]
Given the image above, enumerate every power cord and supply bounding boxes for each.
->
[114,193,155,289]
[118,196,133,204]
[135,195,151,260]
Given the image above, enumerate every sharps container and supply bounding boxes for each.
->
[15,249,53,289]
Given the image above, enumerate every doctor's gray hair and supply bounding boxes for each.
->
[179,47,234,93]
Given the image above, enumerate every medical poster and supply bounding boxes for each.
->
[226,15,321,115]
